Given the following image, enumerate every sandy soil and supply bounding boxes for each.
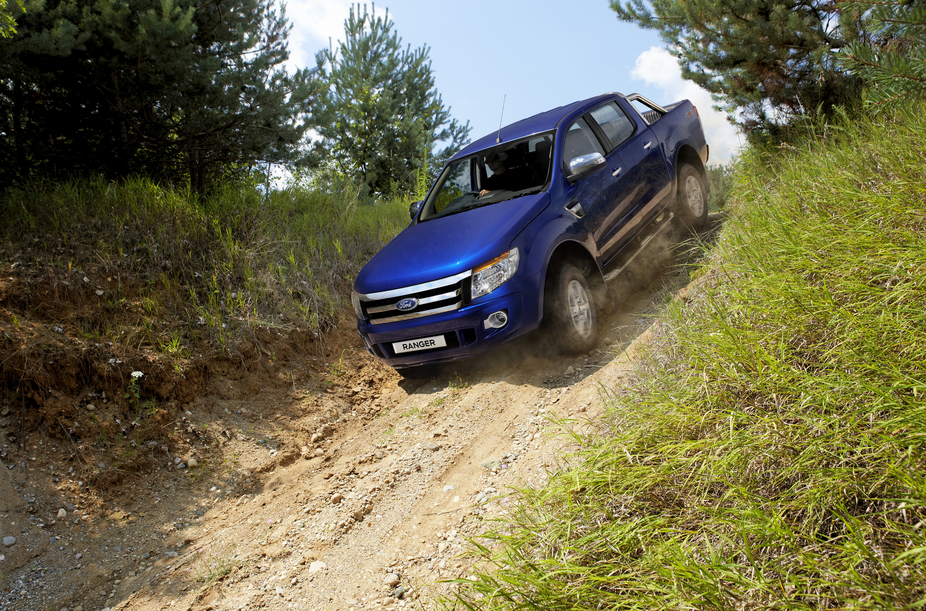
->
[0,218,719,611]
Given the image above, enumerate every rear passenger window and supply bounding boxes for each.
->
[590,102,635,150]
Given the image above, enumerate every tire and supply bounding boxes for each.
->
[675,164,708,231]
[545,263,598,354]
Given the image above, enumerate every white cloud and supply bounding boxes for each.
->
[631,47,740,164]
[283,0,353,72]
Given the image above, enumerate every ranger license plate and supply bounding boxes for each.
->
[393,335,447,354]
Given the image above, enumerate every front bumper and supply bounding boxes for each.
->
[356,289,534,369]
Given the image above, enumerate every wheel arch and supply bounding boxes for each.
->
[541,240,607,322]
[675,144,709,195]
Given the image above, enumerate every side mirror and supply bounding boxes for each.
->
[566,152,605,182]
[409,200,423,220]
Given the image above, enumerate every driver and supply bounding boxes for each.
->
[479,151,535,196]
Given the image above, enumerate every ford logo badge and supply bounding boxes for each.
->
[396,298,419,312]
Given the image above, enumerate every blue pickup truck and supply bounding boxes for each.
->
[351,92,710,370]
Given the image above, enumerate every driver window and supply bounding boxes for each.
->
[562,118,604,168]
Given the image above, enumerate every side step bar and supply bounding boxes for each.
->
[602,211,675,283]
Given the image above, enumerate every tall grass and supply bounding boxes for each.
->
[443,104,926,610]
[0,177,410,353]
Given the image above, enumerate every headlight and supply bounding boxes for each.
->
[471,248,519,300]
[351,290,364,321]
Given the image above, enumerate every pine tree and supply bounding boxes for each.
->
[310,3,469,198]
[0,0,319,192]
[0,0,23,37]
[609,0,863,130]
[840,0,926,111]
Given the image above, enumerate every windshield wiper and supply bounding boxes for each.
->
[434,188,543,218]
[494,187,544,204]
[445,200,495,215]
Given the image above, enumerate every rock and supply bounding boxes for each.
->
[309,561,327,573]
[566,366,575,375]
[187,458,198,468]
[480,459,501,471]
[384,572,401,587]
[442,485,454,493]
[330,493,343,504]
[2,536,15,547]
[438,542,448,554]
[57,508,67,519]
[315,449,325,457]
[423,441,441,451]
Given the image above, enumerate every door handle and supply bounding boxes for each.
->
[643,141,652,150]
[612,167,622,177]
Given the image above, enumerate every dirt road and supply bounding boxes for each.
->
[0,220,717,611]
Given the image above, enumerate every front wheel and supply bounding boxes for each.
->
[545,263,598,354]
[675,164,708,231]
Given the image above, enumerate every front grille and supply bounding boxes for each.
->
[358,270,471,324]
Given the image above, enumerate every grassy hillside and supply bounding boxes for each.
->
[0,178,409,458]
[443,105,926,609]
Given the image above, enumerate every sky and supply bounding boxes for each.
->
[282,0,741,163]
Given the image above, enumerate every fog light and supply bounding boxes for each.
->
[483,310,509,330]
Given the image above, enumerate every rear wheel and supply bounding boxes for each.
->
[545,263,598,354]
[675,164,708,231]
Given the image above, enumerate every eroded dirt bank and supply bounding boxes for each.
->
[0,219,719,611]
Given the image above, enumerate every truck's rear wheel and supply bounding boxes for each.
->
[546,263,598,354]
[675,164,708,231]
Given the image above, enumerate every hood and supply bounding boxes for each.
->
[355,192,550,294]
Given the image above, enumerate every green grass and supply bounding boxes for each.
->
[0,176,409,357]
[194,551,250,584]
[441,104,926,610]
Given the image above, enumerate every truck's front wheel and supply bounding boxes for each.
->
[546,263,598,354]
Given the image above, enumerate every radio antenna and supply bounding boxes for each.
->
[496,94,506,143]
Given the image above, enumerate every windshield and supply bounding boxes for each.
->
[420,132,554,221]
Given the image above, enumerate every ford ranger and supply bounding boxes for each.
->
[350,92,710,370]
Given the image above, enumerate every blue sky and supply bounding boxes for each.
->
[284,0,740,163]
